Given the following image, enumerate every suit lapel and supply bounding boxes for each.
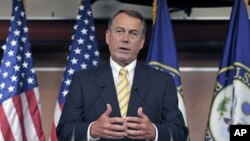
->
[96,63,121,117]
[127,63,151,116]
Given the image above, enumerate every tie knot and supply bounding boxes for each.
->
[119,68,128,76]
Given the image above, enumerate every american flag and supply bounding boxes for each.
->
[49,0,99,140]
[0,0,45,141]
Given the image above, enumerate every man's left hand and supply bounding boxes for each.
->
[125,107,156,140]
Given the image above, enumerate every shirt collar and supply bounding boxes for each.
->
[110,57,137,76]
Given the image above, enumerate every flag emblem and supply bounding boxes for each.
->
[205,0,250,140]
[146,0,187,124]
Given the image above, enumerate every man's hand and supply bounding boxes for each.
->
[90,104,127,139]
[125,107,156,140]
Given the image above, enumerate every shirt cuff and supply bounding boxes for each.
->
[87,121,100,141]
[146,124,158,141]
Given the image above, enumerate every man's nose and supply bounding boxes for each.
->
[121,33,129,42]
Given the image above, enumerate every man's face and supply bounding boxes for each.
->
[106,13,145,66]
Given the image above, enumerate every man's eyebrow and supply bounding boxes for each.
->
[114,27,124,30]
[129,29,139,32]
[113,27,140,34]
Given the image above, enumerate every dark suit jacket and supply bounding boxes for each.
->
[56,62,188,141]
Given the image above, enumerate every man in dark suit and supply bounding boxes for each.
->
[56,9,188,141]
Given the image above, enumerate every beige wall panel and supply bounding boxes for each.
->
[182,72,217,141]
[37,71,63,139]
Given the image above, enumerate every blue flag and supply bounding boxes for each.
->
[205,0,250,140]
[0,0,45,140]
[146,0,187,124]
[50,0,99,140]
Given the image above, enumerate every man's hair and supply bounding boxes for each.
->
[108,9,146,37]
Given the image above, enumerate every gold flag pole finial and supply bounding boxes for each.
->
[152,0,157,24]
[78,0,82,6]
[245,0,249,6]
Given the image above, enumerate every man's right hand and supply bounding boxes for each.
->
[90,104,127,139]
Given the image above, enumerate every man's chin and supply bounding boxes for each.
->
[117,55,129,61]
[116,58,132,66]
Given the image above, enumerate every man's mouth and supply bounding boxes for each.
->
[118,47,130,53]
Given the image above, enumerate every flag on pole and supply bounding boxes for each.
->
[146,0,187,125]
[205,0,250,140]
[49,0,99,140]
[0,0,45,140]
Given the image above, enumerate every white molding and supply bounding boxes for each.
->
[34,67,219,72]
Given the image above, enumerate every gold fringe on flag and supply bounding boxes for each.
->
[152,0,157,24]
[23,0,26,8]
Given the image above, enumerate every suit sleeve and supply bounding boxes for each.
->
[56,72,90,141]
[155,75,188,141]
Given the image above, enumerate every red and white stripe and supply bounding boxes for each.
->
[49,101,63,141]
[0,87,45,141]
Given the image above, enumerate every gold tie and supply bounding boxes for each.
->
[117,68,131,117]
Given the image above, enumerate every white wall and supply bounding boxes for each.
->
[0,0,249,20]
[0,0,250,19]
[0,0,78,19]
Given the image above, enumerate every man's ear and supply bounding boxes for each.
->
[105,30,110,45]
[140,36,145,50]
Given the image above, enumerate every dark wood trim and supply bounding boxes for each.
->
[117,0,234,7]
[0,20,74,43]
[0,19,228,52]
